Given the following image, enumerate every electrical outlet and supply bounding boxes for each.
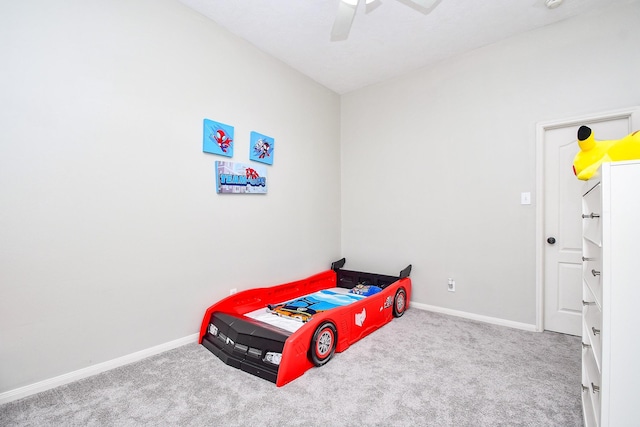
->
[448,278,455,292]
[230,288,237,295]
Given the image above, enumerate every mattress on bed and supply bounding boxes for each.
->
[244,287,365,333]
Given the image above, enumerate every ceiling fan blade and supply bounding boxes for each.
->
[396,0,440,14]
[331,1,358,41]
[366,0,382,14]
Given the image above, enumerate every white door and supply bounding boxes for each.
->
[539,111,638,335]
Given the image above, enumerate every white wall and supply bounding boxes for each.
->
[341,2,640,325]
[0,0,340,393]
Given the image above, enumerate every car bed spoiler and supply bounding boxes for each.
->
[331,257,411,280]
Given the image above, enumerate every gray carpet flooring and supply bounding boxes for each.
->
[0,309,584,426]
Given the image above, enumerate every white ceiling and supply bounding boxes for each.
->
[177,0,631,94]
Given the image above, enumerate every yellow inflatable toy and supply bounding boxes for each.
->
[572,125,640,180]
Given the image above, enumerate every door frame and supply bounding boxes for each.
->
[535,106,640,332]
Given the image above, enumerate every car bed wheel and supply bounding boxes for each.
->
[310,322,337,366]
[393,288,406,318]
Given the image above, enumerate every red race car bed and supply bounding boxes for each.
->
[198,258,412,386]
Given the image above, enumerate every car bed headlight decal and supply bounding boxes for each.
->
[208,324,218,336]
[264,352,282,365]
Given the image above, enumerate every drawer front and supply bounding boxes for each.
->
[582,242,602,308]
[582,381,598,427]
[582,347,601,424]
[582,238,602,262]
[582,182,602,246]
[582,294,602,371]
[583,264,602,308]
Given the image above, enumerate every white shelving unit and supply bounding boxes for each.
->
[581,161,640,427]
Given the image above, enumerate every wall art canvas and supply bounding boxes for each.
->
[215,161,267,194]
[203,119,234,157]
[249,131,274,165]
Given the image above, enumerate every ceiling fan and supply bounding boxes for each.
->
[331,0,441,41]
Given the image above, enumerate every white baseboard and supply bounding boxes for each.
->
[0,333,199,405]
[410,302,538,332]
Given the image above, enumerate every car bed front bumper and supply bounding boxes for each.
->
[201,312,291,383]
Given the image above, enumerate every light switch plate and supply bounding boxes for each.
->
[521,192,531,205]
